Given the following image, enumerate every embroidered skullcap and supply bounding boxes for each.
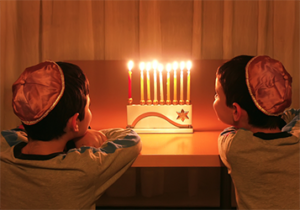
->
[245,55,292,116]
[12,61,65,125]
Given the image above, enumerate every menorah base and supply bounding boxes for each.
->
[127,104,193,134]
[128,128,193,134]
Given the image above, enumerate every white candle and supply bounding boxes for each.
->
[173,61,178,105]
[153,60,158,105]
[146,62,152,105]
[166,63,171,105]
[158,64,164,105]
[139,62,145,105]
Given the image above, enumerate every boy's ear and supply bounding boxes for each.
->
[67,113,80,132]
[232,102,242,122]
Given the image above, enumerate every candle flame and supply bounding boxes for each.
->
[146,62,152,71]
[128,60,134,70]
[173,61,178,70]
[180,61,185,70]
[187,61,192,70]
[152,60,158,69]
[166,63,171,72]
[158,64,164,72]
[139,62,145,71]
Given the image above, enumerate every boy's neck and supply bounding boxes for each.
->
[235,119,281,134]
[22,137,69,155]
[249,127,281,134]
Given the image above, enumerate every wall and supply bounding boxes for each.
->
[0,0,299,131]
[0,1,298,208]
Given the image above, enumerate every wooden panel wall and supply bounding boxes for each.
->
[0,0,299,131]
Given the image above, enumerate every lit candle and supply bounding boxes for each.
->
[166,63,171,105]
[139,62,145,105]
[158,64,164,105]
[146,62,152,105]
[173,61,178,105]
[179,61,185,105]
[152,60,158,105]
[186,61,192,105]
[127,60,134,105]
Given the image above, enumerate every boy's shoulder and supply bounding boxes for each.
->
[1,128,28,148]
[281,108,300,138]
[1,128,141,168]
[219,124,299,156]
[219,127,252,140]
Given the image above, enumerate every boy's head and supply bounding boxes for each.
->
[12,61,91,141]
[214,55,292,129]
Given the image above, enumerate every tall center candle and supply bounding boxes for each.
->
[166,63,171,105]
[153,60,158,105]
[173,61,178,105]
[139,62,145,105]
[127,60,134,105]
[146,62,152,105]
[158,64,164,105]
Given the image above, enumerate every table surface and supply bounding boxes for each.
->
[132,131,223,167]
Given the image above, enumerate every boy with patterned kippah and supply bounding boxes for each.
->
[213,55,299,209]
[0,61,142,209]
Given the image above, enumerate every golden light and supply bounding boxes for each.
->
[166,63,171,72]
[152,60,158,70]
[128,60,134,70]
[158,64,164,72]
[139,62,145,71]
[173,61,178,71]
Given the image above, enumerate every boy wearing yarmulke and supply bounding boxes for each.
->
[0,61,142,209]
[213,55,299,209]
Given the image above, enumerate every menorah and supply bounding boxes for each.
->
[126,60,193,134]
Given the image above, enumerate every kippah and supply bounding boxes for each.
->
[245,55,292,116]
[12,61,65,125]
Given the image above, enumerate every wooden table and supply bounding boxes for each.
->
[131,131,232,209]
[133,131,222,167]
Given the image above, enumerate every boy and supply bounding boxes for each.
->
[213,55,299,209]
[0,61,142,209]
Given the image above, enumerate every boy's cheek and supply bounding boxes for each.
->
[213,100,220,117]
[89,110,92,123]
[213,104,233,125]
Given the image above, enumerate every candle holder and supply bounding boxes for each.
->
[126,60,193,134]
[127,104,193,134]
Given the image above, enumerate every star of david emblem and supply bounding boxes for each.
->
[176,109,189,122]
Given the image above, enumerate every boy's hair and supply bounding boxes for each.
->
[217,55,283,129]
[23,62,89,141]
